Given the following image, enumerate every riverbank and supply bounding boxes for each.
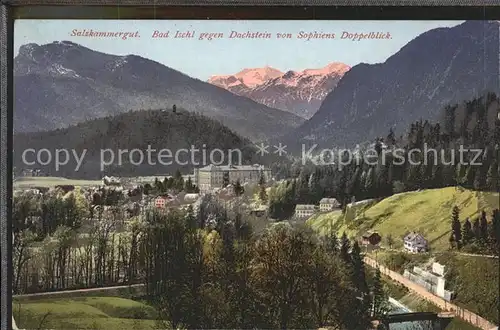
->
[365,257,494,330]
[382,275,482,330]
[389,297,411,312]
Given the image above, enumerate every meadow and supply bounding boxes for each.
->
[14,177,103,189]
[13,295,163,330]
[308,187,499,252]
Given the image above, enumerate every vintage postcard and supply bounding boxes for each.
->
[11,19,499,330]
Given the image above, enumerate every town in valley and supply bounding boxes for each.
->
[11,19,500,330]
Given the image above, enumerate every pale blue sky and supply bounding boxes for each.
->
[14,20,463,80]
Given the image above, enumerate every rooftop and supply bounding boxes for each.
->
[362,231,380,238]
[295,204,316,210]
[404,231,427,242]
[198,164,269,171]
[320,198,339,204]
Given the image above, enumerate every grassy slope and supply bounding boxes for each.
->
[13,296,161,330]
[306,199,376,236]
[306,210,344,235]
[318,187,498,251]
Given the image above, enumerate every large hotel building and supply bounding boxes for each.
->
[193,164,271,193]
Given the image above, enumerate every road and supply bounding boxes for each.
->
[13,283,145,298]
[454,252,499,259]
[364,256,498,330]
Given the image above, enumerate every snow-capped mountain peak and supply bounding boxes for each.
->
[208,62,350,119]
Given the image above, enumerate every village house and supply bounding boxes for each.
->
[294,204,317,219]
[102,176,121,186]
[218,184,235,200]
[33,187,50,194]
[361,231,382,246]
[403,231,428,253]
[24,188,42,195]
[193,164,271,193]
[154,194,180,209]
[21,168,42,177]
[54,185,75,194]
[319,198,341,212]
[154,195,171,208]
[183,193,200,204]
[180,198,202,216]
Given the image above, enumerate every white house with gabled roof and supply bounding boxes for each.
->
[294,204,317,219]
[403,231,428,253]
[319,198,341,212]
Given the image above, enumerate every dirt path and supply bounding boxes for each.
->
[454,252,499,259]
[383,247,498,259]
[364,256,497,330]
[13,283,145,299]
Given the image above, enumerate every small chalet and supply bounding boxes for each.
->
[155,194,173,208]
[154,194,180,209]
[319,198,341,212]
[361,231,382,246]
[34,187,50,194]
[404,232,428,253]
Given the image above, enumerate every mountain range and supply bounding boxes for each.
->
[14,41,304,142]
[283,20,500,149]
[208,63,350,119]
[14,20,500,160]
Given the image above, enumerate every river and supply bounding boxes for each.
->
[388,297,425,330]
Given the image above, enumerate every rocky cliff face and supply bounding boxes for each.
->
[284,20,500,149]
[208,63,350,119]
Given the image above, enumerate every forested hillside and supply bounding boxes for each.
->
[14,108,270,179]
[268,93,500,220]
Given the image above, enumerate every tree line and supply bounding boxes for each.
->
[152,170,199,194]
[13,187,394,329]
[450,206,500,255]
[138,196,391,329]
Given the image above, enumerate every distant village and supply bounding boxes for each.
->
[17,163,432,256]
[15,164,274,230]
[15,162,497,327]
